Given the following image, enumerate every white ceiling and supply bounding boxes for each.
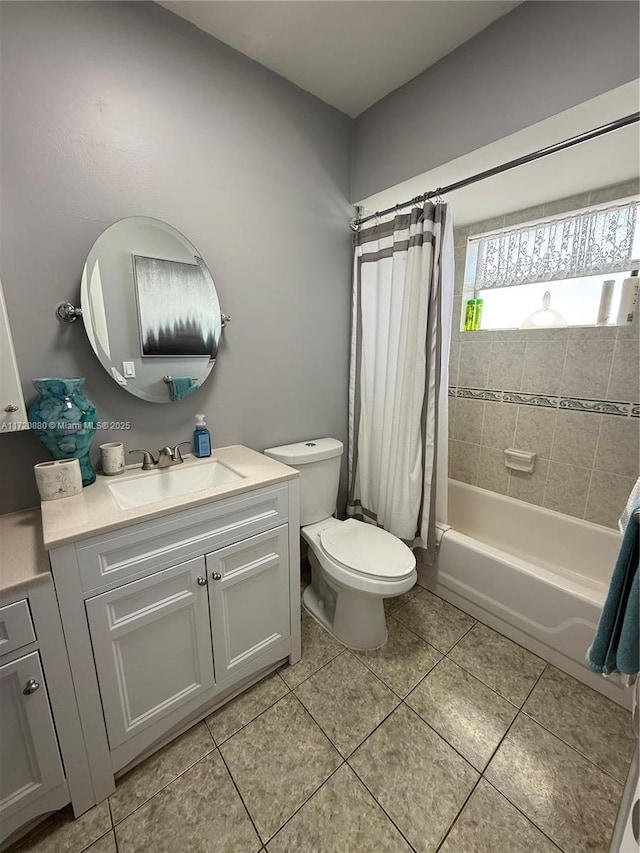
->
[158,1,638,222]
[358,80,640,226]
[159,1,521,117]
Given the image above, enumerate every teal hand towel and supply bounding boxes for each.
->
[587,505,639,676]
[169,377,199,402]
[617,569,639,674]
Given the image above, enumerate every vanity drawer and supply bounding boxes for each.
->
[0,600,36,658]
[75,484,289,595]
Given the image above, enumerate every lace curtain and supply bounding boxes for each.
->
[474,200,638,290]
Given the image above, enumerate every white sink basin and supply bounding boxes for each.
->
[107,460,244,510]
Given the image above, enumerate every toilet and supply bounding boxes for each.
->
[264,438,417,650]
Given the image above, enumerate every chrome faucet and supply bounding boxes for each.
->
[128,449,158,470]
[129,442,191,470]
[158,442,191,468]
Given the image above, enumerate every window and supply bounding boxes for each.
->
[462,197,640,331]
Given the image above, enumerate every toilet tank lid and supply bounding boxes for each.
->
[264,438,343,465]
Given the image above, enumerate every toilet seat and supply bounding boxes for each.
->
[302,516,418,649]
[319,519,415,581]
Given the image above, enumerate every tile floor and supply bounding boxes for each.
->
[10,584,636,853]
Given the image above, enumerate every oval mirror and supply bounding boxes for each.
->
[81,217,221,403]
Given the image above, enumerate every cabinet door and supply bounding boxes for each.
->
[207,525,290,682]
[86,556,214,750]
[0,652,65,823]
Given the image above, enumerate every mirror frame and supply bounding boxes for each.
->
[80,216,222,403]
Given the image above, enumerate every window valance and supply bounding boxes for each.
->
[473,199,638,290]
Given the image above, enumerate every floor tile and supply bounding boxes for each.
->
[383,585,420,615]
[352,617,441,697]
[294,652,399,756]
[267,764,412,853]
[406,657,518,770]
[12,802,111,853]
[393,589,475,653]
[115,750,260,853]
[448,623,545,705]
[522,665,635,782]
[278,610,343,689]
[206,672,289,745]
[219,693,341,841]
[85,834,117,853]
[350,704,479,853]
[485,714,623,853]
[109,721,214,823]
[439,779,559,853]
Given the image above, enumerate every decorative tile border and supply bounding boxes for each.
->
[449,386,634,417]
[559,397,630,416]
[456,387,502,402]
[503,391,558,409]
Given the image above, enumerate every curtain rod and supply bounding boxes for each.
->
[351,112,640,230]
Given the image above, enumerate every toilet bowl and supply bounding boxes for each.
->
[264,438,417,650]
[302,517,416,649]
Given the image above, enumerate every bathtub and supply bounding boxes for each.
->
[419,480,629,708]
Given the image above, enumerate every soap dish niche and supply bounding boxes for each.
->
[504,448,536,474]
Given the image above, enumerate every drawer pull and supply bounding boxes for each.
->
[197,576,208,586]
[23,679,40,695]
[211,572,222,581]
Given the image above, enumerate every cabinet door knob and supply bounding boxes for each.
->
[23,679,40,695]
[211,572,222,581]
[197,576,208,586]
[4,404,19,413]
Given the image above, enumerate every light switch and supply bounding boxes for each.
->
[123,361,136,378]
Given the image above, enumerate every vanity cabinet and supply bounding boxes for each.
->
[85,556,216,751]
[86,524,291,754]
[0,652,66,825]
[46,464,301,807]
[208,525,290,683]
[0,545,95,848]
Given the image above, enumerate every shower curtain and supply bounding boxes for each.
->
[347,202,454,558]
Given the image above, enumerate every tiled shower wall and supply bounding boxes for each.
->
[449,180,640,529]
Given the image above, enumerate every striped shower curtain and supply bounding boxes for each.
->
[347,202,454,557]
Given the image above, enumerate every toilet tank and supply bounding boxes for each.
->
[264,438,343,526]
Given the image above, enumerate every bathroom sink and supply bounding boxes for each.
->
[107,460,244,510]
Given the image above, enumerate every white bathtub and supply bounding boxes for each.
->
[419,480,629,707]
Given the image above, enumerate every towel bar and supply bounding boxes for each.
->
[162,376,198,384]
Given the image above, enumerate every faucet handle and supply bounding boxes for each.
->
[172,441,192,463]
[128,449,158,470]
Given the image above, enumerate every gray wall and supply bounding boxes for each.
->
[0,1,353,513]
[448,180,640,529]
[351,1,640,202]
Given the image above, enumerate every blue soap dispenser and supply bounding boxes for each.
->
[193,413,211,458]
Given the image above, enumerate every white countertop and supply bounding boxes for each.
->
[0,508,51,594]
[41,445,298,550]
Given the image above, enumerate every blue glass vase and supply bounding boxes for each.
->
[28,378,98,486]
